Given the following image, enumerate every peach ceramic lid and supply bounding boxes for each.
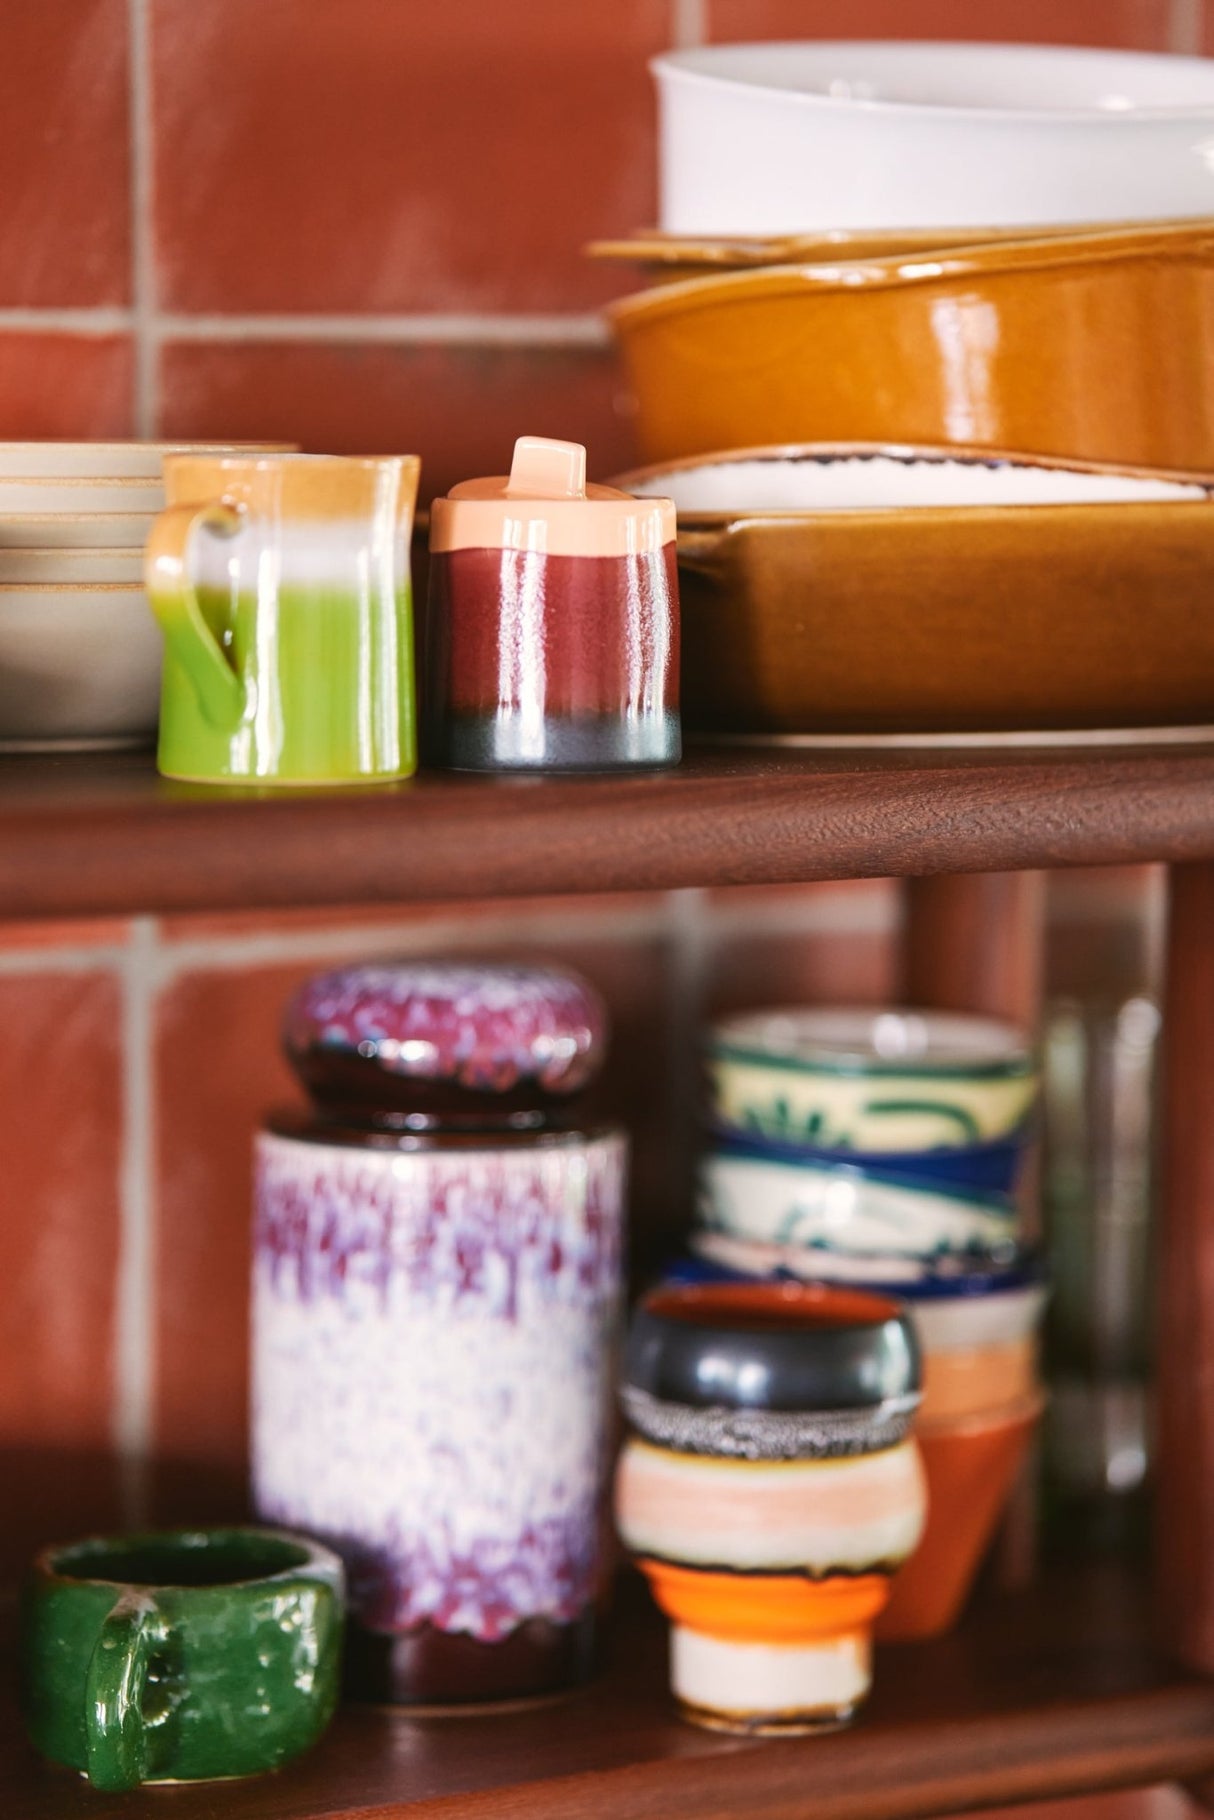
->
[430,435,676,558]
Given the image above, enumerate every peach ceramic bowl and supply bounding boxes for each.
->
[875,1395,1043,1642]
[609,221,1214,473]
[613,443,1214,734]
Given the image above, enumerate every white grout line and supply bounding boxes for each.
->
[672,0,707,49]
[0,882,899,983]
[113,915,158,1521]
[127,0,157,436]
[154,312,610,348]
[0,305,612,351]
[0,307,135,336]
[0,939,129,975]
[664,886,711,1209]
[1168,0,1204,54]
[150,898,676,982]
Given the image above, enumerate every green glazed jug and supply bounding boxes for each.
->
[22,1527,345,1790]
[145,453,419,784]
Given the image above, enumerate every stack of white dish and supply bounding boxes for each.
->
[0,442,280,750]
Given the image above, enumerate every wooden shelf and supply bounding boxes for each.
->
[4,1559,1213,1819]
[3,738,1214,919]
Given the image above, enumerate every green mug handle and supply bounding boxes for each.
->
[144,500,247,734]
[84,1591,169,1791]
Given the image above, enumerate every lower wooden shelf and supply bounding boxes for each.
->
[5,1555,1214,1819]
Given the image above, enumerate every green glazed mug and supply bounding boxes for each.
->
[22,1527,345,1791]
[145,453,420,784]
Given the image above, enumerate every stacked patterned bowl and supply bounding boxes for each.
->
[0,441,284,749]
[687,1006,1045,1639]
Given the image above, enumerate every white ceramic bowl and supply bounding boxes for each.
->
[653,42,1214,234]
[685,1232,1046,1348]
[0,514,154,549]
[0,441,286,479]
[0,478,164,513]
[0,548,143,584]
[709,1007,1037,1151]
[698,1150,1020,1261]
[0,584,160,747]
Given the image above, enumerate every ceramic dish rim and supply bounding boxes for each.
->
[709,1006,1034,1079]
[624,1278,922,1411]
[611,441,1214,517]
[650,41,1214,124]
[606,219,1214,322]
[587,217,1210,265]
[34,1524,344,1592]
[915,1388,1046,1439]
[0,581,149,595]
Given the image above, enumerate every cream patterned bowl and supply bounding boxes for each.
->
[699,1144,1019,1264]
[708,1008,1037,1152]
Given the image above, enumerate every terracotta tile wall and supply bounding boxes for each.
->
[0,1,1176,1554]
[0,0,1197,491]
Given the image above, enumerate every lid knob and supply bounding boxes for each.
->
[282,959,608,1122]
[506,436,587,501]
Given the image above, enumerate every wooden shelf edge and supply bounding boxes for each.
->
[431,1686,1214,1820]
[2,742,1214,919]
[7,1560,1214,1820]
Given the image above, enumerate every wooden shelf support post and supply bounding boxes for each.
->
[1157,861,1214,1673]
[900,870,1046,1592]
[900,872,1046,1028]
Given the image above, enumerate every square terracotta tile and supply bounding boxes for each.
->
[703,927,897,1020]
[0,973,123,1453]
[151,914,683,1474]
[700,879,899,1017]
[151,0,666,314]
[0,0,130,305]
[706,0,1170,43]
[0,335,133,437]
[0,917,130,952]
[157,339,635,502]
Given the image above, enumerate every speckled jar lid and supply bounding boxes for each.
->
[283,960,608,1121]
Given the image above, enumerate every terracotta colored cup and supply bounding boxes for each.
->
[919,1339,1038,1425]
[875,1395,1043,1643]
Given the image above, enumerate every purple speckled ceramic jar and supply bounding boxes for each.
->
[251,962,627,1706]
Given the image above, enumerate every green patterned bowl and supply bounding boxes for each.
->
[708,1008,1037,1153]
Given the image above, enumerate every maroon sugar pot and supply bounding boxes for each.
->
[424,435,680,771]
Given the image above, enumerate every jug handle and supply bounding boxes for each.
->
[144,501,246,731]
